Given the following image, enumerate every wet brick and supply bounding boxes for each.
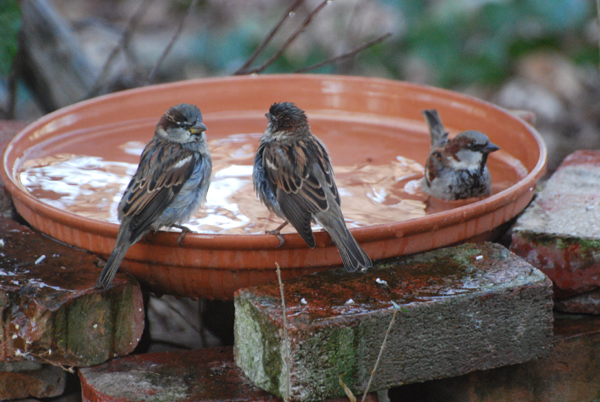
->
[78,346,377,402]
[0,361,65,399]
[511,150,600,299]
[0,217,144,367]
[234,243,553,401]
[554,289,600,314]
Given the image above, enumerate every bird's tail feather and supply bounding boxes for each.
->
[320,215,372,272]
[96,242,130,289]
[422,109,448,148]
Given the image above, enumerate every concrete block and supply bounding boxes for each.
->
[79,346,377,402]
[511,150,600,298]
[0,217,144,367]
[0,361,65,399]
[234,243,554,401]
[391,313,600,402]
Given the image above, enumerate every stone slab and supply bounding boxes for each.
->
[0,217,144,367]
[511,150,600,298]
[0,362,65,399]
[234,243,554,402]
[390,313,600,402]
[78,346,377,402]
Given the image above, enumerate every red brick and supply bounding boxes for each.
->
[234,243,553,401]
[0,361,65,399]
[0,217,144,367]
[511,150,600,298]
[78,347,377,402]
[555,289,600,314]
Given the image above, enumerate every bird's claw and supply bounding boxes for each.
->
[266,229,285,248]
[173,225,193,246]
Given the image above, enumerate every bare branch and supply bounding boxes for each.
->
[294,32,391,73]
[234,0,305,75]
[146,0,200,85]
[88,0,154,98]
[239,0,330,75]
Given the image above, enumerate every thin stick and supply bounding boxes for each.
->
[234,0,305,75]
[242,0,329,75]
[276,263,291,401]
[361,304,399,402]
[295,32,391,73]
[88,0,153,97]
[146,0,199,85]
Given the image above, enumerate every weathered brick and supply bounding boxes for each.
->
[391,313,600,402]
[511,150,600,299]
[554,289,600,314]
[0,217,144,367]
[78,346,377,402]
[0,361,65,399]
[234,243,553,402]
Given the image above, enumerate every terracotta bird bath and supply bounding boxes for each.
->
[1,74,546,299]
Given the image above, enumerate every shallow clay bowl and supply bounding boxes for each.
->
[2,75,546,299]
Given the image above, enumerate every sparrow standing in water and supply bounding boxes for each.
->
[421,109,500,200]
[97,103,212,288]
[253,102,372,272]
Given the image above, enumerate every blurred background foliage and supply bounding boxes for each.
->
[1,0,596,91]
[0,0,20,76]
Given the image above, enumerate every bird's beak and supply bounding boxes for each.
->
[484,143,500,153]
[265,112,274,123]
[189,121,208,135]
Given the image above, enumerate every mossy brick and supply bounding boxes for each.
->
[511,150,600,299]
[234,243,553,402]
[0,217,144,367]
[78,346,378,402]
[392,313,600,402]
[0,361,65,399]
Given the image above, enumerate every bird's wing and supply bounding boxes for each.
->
[262,138,339,246]
[120,137,200,241]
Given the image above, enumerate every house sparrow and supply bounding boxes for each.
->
[421,109,500,200]
[253,102,372,272]
[96,103,212,288]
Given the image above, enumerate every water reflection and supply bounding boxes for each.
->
[20,133,431,234]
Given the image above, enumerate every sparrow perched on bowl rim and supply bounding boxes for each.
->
[253,102,372,272]
[96,103,212,289]
[421,109,500,201]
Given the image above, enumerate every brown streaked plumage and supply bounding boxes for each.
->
[421,109,500,200]
[253,102,372,272]
[96,103,211,289]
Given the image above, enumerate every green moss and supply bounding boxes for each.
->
[234,296,284,397]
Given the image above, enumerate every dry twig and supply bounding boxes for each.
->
[276,263,291,401]
[237,0,329,75]
[294,32,392,73]
[361,302,400,402]
[146,0,200,85]
[88,0,154,97]
[234,0,305,75]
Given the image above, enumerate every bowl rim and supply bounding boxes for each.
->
[1,74,547,250]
